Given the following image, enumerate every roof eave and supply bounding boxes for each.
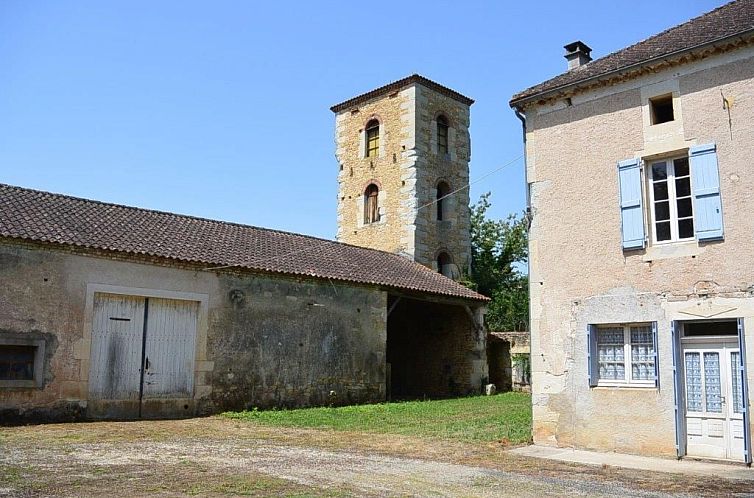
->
[509,28,754,110]
[331,74,474,114]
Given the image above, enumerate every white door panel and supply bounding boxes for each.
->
[89,294,145,401]
[142,298,198,399]
[89,293,199,415]
[684,343,744,461]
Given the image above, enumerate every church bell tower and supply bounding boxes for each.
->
[331,74,473,279]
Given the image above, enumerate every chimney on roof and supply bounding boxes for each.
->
[564,41,592,70]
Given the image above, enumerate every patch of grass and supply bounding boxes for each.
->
[224,393,531,444]
[184,474,346,497]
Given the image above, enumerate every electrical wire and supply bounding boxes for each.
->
[203,153,524,272]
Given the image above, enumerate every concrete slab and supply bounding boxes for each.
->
[509,445,754,480]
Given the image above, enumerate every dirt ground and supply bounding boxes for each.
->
[1,417,752,497]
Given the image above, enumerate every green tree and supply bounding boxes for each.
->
[468,193,528,332]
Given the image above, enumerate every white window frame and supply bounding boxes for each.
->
[647,156,695,245]
[596,323,656,388]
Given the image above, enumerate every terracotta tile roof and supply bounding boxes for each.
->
[510,0,754,106]
[0,183,487,302]
[330,74,474,113]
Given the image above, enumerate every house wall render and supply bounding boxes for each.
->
[522,45,754,456]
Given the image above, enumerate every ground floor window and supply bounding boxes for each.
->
[0,336,46,388]
[588,323,658,387]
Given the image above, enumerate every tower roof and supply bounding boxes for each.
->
[330,74,474,113]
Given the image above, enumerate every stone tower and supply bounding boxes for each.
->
[331,74,473,279]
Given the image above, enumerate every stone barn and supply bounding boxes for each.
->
[0,183,488,422]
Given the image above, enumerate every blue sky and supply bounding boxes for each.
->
[0,0,724,239]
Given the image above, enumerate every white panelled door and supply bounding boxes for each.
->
[89,293,198,416]
[683,341,745,461]
[89,294,145,401]
[142,298,198,399]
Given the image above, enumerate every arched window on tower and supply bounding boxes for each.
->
[437,251,453,278]
[365,119,380,158]
[364,184,380,224]
[437,115,449,155]
[436,181,450,221]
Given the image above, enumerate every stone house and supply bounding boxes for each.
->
[510,0,754,463]
[0,87,488,423]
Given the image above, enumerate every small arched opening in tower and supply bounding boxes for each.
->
[365,119,380,158]
[436,251,453,278]
[436,181,450,221]
[364,183,380,224]
[437,115,449,155]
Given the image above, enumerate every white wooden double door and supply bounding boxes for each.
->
[683,340,746,461]
[89,293,198,418]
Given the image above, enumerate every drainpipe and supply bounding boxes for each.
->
[514,108,533,385]
[513,109,531,224]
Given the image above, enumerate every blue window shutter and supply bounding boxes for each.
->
[617,158,645,249]
[587,324,598,387]
[737,319,752,464]
[671,321,686,458]
[690,143,724,241]
[651,321,659,388]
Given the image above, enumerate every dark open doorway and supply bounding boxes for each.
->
[386,295,484,400]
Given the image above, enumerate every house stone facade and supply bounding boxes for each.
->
[332,75,473,279]
[511,0,754,463]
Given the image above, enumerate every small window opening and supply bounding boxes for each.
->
[437,252,452,278]
[683,321,737,337]
[436,181,450,221]
[0,345,35,381]
[437,115,449,155]
[650,95,674,125]
[365,119,380,158]
[364,184,380,224]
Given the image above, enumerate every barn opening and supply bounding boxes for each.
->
[487,335,512,392]
[386,294,483,400]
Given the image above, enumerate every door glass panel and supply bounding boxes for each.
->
[704,352,722,413]
[731,351,744,414]
[685,352,703,412]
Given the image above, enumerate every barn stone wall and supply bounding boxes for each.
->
[0,241,386,422]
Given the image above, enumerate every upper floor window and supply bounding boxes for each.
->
[436,181,450,221]
[649,157,694,243]
[649,94,674,125]
[364,184,380,224]
[617,143,723,250]
[437,115,449,155]
[365,119,380,158]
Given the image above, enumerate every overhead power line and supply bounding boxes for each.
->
[203,153,524,272]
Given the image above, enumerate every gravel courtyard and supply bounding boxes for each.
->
[1,417,752,497]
